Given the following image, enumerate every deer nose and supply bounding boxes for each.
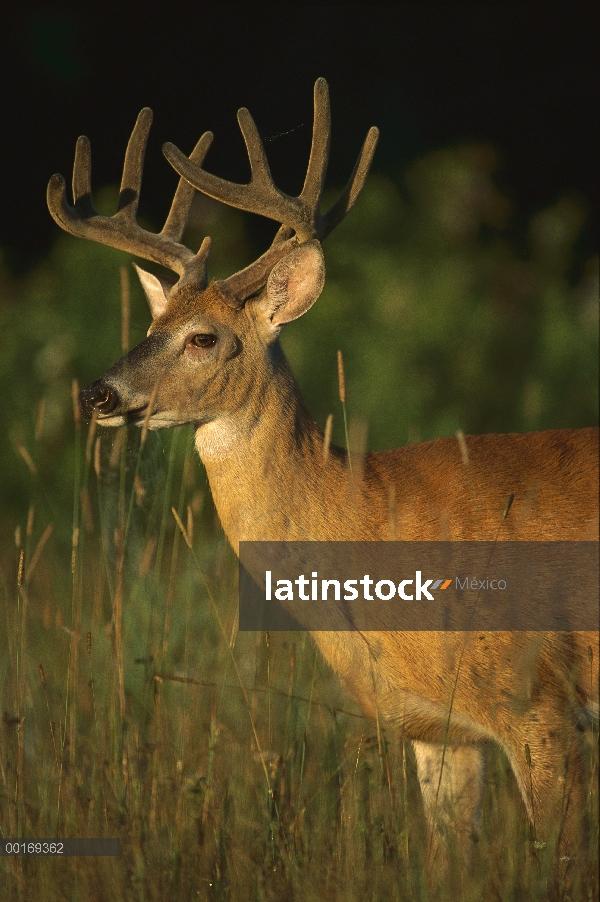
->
[79,380,120,419]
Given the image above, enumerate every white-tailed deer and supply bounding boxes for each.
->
[48,79,598,887]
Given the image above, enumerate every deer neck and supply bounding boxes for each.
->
[194,353,360,548]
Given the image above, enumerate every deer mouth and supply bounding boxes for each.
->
[129,406,193,430]
[94,407,146,427]
[94,404,150,427]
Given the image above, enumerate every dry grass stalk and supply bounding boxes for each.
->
[109,428,125,469]
[120,264,130,354]
[337,349,346,404]
[15,442,37,477]
[85,409,99,464]
[323,414,333,465]
[25,523,54,583]
[71,379,81,429]
[17,549,24,587]
[93,436,101,479]
[141,380,161,447]
[456,428,469,467]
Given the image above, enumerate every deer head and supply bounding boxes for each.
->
[47,79,379,436]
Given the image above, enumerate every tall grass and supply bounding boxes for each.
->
[1,340,597,902]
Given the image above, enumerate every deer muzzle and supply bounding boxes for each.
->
[79,380,121,419]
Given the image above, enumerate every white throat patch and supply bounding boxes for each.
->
[194,418,245,460]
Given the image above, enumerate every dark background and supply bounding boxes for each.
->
[1,5,597,273]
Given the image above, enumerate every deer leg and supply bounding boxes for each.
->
[412,740,484,868]
[506,710,593,898]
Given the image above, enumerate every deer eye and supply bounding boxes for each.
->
[189,333,217,349]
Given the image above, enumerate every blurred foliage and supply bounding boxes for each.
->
[0,144,598,537]
[285,144,598,450]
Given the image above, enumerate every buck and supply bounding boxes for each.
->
[48,79,598,883]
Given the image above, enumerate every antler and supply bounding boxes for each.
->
[47,108,213,281]
[163,78,379,302]
[47,81,378,304]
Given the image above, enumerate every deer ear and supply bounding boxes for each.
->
[133,263,175,320]
[257,241,325,331]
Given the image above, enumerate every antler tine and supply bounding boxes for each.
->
[320,126,379,241]
[236,108,276,192]
[47,110,216,277]
[161,131,214,241]
[116,107,153,219]
[299,77,331,220]
[72,136,96,217]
